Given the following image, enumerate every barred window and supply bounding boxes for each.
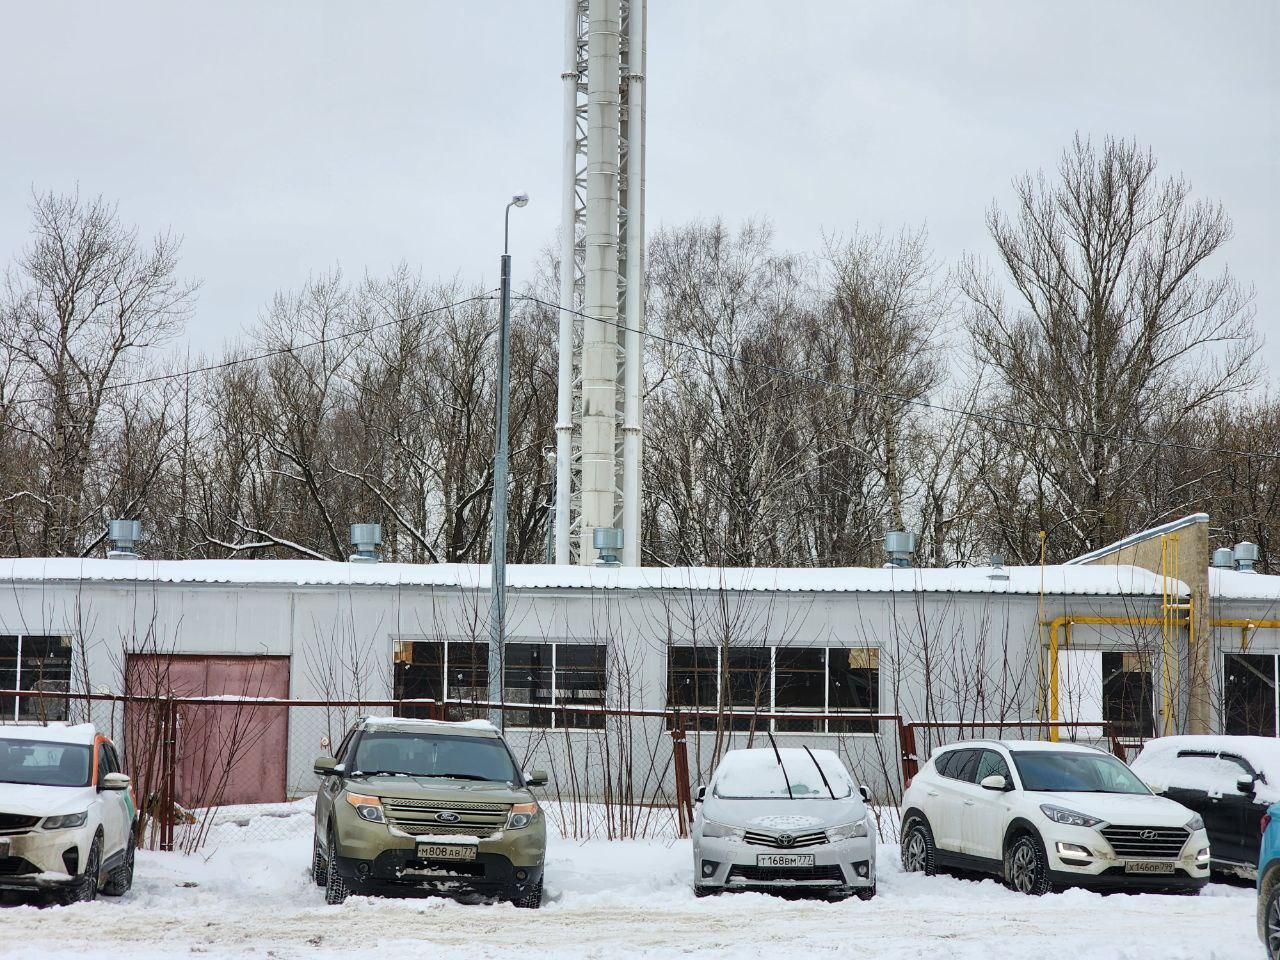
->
[1,635,71,722]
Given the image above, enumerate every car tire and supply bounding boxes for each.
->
[61,836,102,905]
[311,832,328,887]
[855,883,876,901]
[1265,881,1280,960]
[900,819,937,876]
[101,839,135,896]
[512,879,543,909]
[1004,832,1051,896]
[693,885,717,898]
[324,830,349,906]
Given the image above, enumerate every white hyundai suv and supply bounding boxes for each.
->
[0,723,136,904]
[899,740,1210,894]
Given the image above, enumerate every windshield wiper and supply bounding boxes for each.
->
[350,769,410,778]
[803,744,838,800]
[424,773,490,781]
[766,730,795,801]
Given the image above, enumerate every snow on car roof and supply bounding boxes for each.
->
[0,722,96,745]
[1132,735,1280,803]
[0,556,1185,598]
[933,739,1105,756]
[360,716,499,736]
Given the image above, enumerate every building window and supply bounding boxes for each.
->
[393,639,605,729]
[0,635,71,721]
[1224,653,1277,736]
[1102,652,1155,739]
[666,645,880,734]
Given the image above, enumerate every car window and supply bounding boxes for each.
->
[933,750,957,777]
[0,737,92,787]
[105,743,122,774]
[334,726,357,763]
[1170,751,1256,791]
[949,749,981,783]
[351,731,518,782]
[713,749,854,799]
[95,742,111,783]
[975,749,1011,783]
[1012,751,1150,794]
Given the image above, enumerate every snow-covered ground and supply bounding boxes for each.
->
[0,800,1258,960]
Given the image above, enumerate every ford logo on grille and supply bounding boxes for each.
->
[435,811,461,824]
[777,834,795,847]
[1139,829,1158,840]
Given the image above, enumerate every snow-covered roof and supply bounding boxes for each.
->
[0,557,1185,598]
[1064,513,1209,566]
[932,739,1106,756]
[1132,735,1280,804]
[361,716,498,735]
[0,722,96,745]
[1209,568,1280,603]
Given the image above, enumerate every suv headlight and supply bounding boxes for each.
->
[506,803,539,830]
[343,792,385,823]
[43,811,88,830]
[701,820,745,840]
[1039,805,1104,828]
[826,820,869,841]
[1184,815,1205,832]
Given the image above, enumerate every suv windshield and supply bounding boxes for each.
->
[352,731,518,783]
[0,738,92,787]
[1013,751,1150,794]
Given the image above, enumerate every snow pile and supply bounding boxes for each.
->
[1133,735,1280,803]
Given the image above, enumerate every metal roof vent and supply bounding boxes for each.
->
[349,523,382,563]
[1233,541,1260,573]
[107,519,141,560]
[883,531,916,569]
[593,527,624,567]
[1211,547,1236,570]
[987,553,1010,582]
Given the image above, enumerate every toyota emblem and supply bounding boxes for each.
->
[777,833,795,847]
[1139,830,1157,840]
[435,811,461,824]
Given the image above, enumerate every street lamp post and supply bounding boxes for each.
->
[488,192,528,729]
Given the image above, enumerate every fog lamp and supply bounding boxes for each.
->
[854,863,869,878]
[702,861,717,877]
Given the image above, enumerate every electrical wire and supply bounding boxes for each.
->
[515,293,1280,463]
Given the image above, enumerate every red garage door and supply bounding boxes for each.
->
[126,655,290,807]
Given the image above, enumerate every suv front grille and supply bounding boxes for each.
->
[0,857,39,876]
[743,829,828,849]
[729,864,844,883]
[382,798,510,838]
[0,813,40,834]
[1101,826,1190,859]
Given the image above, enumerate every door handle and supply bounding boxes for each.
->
[963,799,975,806]
[926,790,939,797]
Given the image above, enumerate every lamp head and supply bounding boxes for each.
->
[511,193,530,208]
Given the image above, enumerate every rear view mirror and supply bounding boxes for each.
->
[526,769,549,787]
[859,785,872,802]
[314,756,338,777]
[101,772,130,792]
[695,785,706,803]
[980,774,1008,791]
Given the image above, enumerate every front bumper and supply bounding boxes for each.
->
[331,812,545,899]
[693,834,876,893]
[1042,824,1211,892]
[0,827,88,892]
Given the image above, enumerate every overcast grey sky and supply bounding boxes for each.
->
[1,1,1276,371]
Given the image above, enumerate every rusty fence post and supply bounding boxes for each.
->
[156,696,177,852]
[898,720,919,788]
[670,712,693,839]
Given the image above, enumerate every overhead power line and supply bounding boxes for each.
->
[515,292,1280,464]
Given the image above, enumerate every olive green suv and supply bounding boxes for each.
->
[311,716,548,907]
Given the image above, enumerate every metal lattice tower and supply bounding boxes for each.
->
[554,0,646,566]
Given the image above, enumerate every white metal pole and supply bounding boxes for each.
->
[579,0,621,564]
[554,0,580,566]
[620,0,645,567]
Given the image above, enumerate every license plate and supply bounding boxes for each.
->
[1124,860,1175,875]
[757,854,815,867]
[416,843,477,862]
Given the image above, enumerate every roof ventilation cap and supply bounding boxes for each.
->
[1211,547,1235,570]
[107,519,141,560]
[1233,541,1260,573]
[349,523,382,563]
[987,553,1010,582]
[883,531,916,568]
[593,527,624,567]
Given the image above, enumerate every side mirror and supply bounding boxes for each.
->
[695,785,706,803]
[526,769,549,787]
[101,772,131,792]
[1238,775,1258,795]
[859,785,872,802]
[980,774,1008,791]
[314,756,338,777]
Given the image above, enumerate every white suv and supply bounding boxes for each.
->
[899,740,1210,894]
[0,723,136,903]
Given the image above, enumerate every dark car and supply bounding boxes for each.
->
[1133,736,1275,880]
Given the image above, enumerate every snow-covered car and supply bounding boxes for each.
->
[1132,735,1277,880]
[0,723,136,903]
[691,746,876,900]
[900,739,1210,894]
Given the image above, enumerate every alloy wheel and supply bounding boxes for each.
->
[1010,843,1036,893]
[1268,895,1280,959]
[903,831,926,872]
